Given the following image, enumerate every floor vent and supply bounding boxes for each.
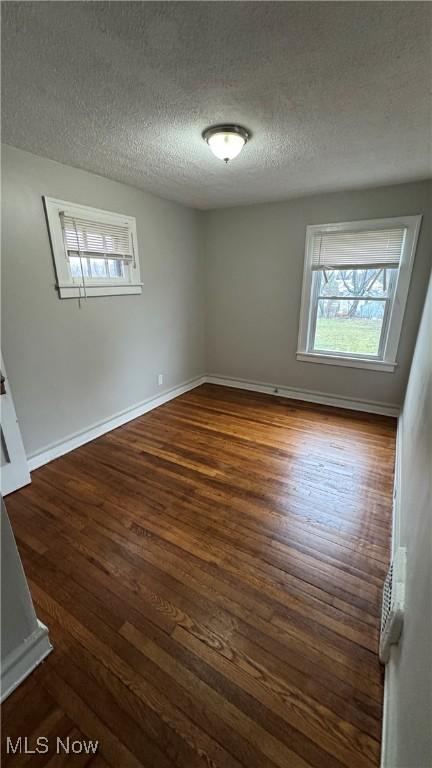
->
[379,546,406,664]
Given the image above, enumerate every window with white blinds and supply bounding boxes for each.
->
[310,226,407,271]
[44,197,142,299]
[60,214,134,262]
[297,215,422,371]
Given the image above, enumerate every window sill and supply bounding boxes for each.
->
[57,284,142,299]
[296,351,397,372]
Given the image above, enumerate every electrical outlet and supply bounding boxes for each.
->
[158,374,164,387]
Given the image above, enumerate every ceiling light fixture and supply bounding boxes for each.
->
[202,124,250,163]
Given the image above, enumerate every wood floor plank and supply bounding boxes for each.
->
[120,620,311,768]
[42,671,144,768]
[2,384,395,768]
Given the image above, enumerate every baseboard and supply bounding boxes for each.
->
[206,374,400,417]
[27,375,206,471]
[380,658,399,768]
[391,411,403,558]
[380,410,403,767]
[380,665,391,768]
[26,372,399,474]
[1,620,53,702]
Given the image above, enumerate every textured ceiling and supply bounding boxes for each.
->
[2,2,431,209]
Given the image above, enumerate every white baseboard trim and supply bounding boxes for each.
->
[1,620,53,702]
[206,374,400,417]
[26,372,399,474]
[27,375,206,472]
[380,411,402,768]
[380,662,394,768]
[391,411,403,558]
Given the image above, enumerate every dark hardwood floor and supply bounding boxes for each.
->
[2,384,396,768]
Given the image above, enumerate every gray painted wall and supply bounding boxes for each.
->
[383,274,432,768]
[0,503,39,661]
[1,500,52,700]
[203,181,431,407]
[3,145,431,460]
[2,145,205,457]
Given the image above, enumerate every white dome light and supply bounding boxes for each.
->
[202,124,250,163]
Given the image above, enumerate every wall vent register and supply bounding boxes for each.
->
[379,546,406,664]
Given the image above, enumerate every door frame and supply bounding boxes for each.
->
[1,356,31,495]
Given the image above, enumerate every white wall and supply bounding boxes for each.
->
[2,145,205,458]
[203,181,432,408]
[382,274,432,768]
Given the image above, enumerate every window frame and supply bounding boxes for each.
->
[43,197,142,299]
[296,215,422,372]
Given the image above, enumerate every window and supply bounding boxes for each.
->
[43,197,142,298]
[297,216,422,371]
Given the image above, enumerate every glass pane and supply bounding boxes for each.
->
[89,258,107,278]
[318,268,396,299]
[69,256,89,278]
[313,299,385,356]
[108,259,124,278]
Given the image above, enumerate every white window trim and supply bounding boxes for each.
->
[296,215,422,372]
[43,197,142,298]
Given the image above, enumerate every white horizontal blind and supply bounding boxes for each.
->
[311,226,407,271]
[60,213,133,261]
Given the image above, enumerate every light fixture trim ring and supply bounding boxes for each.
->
[202,124,251,144]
